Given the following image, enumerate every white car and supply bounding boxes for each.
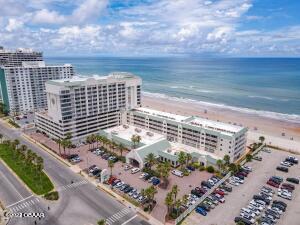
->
[278,191,292,200]
[124,164,133,171]
[249,202,263,211]
[115,181,124,188]
[281,161,291,167]
[139,173,148,179]
[131,167,141,174]
[247,206,260,216]
[229,179,239,186]
[242,165,252,172]
[271,207,283,215]
[128,189,137,196]
[240,208,255,218]
[133,192,140,199]
[232,176,244,184]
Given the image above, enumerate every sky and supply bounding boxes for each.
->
[0,0,300,57]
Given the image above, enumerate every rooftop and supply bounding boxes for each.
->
[132,107,245,136]
[0,47,42,54]
[47,72,140,86]
[133,107,188,122]
[104,124,165,146]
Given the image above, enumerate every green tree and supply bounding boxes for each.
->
[61,139,71,156]
[228,163,238,173]
[145,153,157,170]
[259,136,265,144]
[216,159,223,172]
[131,134,141,148]
[0,133,3,143]
[97,219,106,225]
[55,139,62,155]
[165,192,174,215]
[245,153,253,162]
[144,185,157,209]
[118,143,125,157]
[157,161,171,186]
[223,155,231,166]
[186,153,192,166]
[171,185,179,202]
[178,151,187,170]
[108,160,115,176]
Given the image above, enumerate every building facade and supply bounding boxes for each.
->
[0,61,74,113]
[127,107,248,162]
[35,73,142,142]
[0,47,43,67]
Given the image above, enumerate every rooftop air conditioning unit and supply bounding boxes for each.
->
[135,128,141,133]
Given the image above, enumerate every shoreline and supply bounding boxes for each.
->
[142,95,300,146]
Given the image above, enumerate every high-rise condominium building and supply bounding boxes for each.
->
[35,73,142,142]
[0,47,43,67]
[0,61,74,113]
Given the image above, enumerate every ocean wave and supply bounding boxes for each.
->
[169,85,216,93]
[142,91,300,124]
[248,95,290,102]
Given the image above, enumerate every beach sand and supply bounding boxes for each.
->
[142,95,300,152]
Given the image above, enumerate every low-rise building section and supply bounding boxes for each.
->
[126,107,247,162]
[35,73,142,142]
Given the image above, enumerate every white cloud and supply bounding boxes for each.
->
[32,9,66,24]
[5,18,24,32]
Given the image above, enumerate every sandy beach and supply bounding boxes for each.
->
[142,95,300,153]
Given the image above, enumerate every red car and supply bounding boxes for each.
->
[107,176,117,185]
[214,189,225,196]
[282,183,295,190]
[195,187,207,194]
[267,180,279,188]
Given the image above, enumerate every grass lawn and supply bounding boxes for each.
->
[0,144,54,195]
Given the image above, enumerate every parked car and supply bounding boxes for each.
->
[286,177,299,184]
[195,207,207,216]
[276,166,289,173]
[172,169,184,177]
[234,216,252,225]
[152,178,160,186]
[285,156,298,164]
[131,168,140,174]
[267,180,279,188]
[253,156,262,161]
[124,164,133,171]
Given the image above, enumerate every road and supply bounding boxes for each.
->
[0,121,149,225]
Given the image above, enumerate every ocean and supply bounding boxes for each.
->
[46,57,300,123]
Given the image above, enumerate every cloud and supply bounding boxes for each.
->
[32,9,66,24]
[5,18,24,32]
[0,0,299,56]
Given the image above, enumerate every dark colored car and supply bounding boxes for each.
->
[124,186,133,193]
[267,180,279,188]
[272,203,286,212]
[152,178,160,186]
[286,177,299,184]
[191,189,203,197]
[92,169,101,176]
[102,154,111,160]
[276,166,288,172]
[234,217,252,225]
[186,165,195,171]
[285,157,298,164]
[201,181,213,188]
[198,203,210,212]
[143,174,152,180]
[68,154,79,160]
[273,200,287,208]
[253,195,270,205]
[282,183,295,190]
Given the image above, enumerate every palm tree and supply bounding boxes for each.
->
[223,154,231,166]
[145,153,157,170]
[118,143,125,157]
[144,185,157,209]
[165,192,174,216]
[245,154,253,162]
[157,161,171,187]
[216,159,223,172]
[55,139,62,155]
[61,139,71,156]
[228,163,238,173]
[108,160,115,176]
[65,132,72,140]
[0,133,3,143]
[13,139,20,149]
[174,199,182,217]
[178,151,186,170]
[259,136,265,144]
[171,185,179,202]
[131,134,141,149]
[186,153,192,166]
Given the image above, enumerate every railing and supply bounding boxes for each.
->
[175,172,231,224]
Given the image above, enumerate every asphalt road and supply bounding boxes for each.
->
[0,121,148,225]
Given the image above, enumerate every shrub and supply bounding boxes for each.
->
[118,156,126,163]
[206,166,215,173]
[199,165,205,171]
[192,162,200,169]
[44,191,59,200]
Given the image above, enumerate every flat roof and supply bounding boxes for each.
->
[47,72,140,86]
[133,107,188,122]
[105,124,165,145]
[133,107,245,135]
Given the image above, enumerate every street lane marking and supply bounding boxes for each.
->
[106,208,132,224]
[8,197,40,213]
[57,180,88,192]
[121,215,138,225]
[0,170,25,200]
[6,195,33,208]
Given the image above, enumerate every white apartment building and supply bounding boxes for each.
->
[0,61,74,113]
[0,47,43,67]
[35,73,142,142]
[127,107,248,162]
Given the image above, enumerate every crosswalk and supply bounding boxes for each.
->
[57,180,88,192]
[8,197,40,213]
[106,208,133,225]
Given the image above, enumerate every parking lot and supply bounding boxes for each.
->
[184,148,300,225]
[14,112,35,128]
[28,131,212,223]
